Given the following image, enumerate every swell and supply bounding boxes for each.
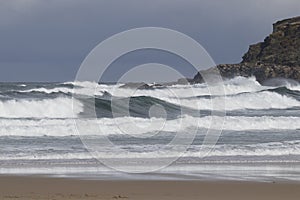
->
[0,76,299,119]
[0,115,299,137]
[1,140,300,160]
[1,77,298,98]
[0,90,299,119]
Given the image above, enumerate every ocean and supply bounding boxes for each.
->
[1,76,300,181]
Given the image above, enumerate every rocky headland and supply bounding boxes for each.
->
[120,16,299,89]
[193,16,300,84]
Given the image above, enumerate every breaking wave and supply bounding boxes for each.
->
[0,115,299,137]
[0,97,83,118]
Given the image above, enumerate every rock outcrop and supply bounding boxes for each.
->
[193,63,300,84]
[193,16,300,84]
[242,16,300,67]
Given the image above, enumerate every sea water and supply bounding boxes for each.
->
[0,76,300,181]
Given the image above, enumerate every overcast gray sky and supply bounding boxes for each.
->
[0,0,299,82]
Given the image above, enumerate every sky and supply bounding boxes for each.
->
[0,0,299,82]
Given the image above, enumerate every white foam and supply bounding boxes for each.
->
[0,117,189,137]
[39,77,266,98]
[0,97,83,118]
[1,140,300,160]
[94,77,300,111]
[287,84,300,92]
[0,115,299,137]
[21,86,105,96]
[64,81,100,88]
[11,78,299,112]
[17,81,121,96]
[186,140,300,157]
[104,76,269,98]
[163,91,300,110]
[17,78,297,102]
[97,139,300,158]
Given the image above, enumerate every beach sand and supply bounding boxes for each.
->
[0,176,300,200]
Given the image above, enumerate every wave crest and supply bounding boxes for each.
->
[0,97,83,118]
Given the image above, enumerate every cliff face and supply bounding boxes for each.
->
[193,16,300,84]
[242,16,300,67]
[193,63,300,84]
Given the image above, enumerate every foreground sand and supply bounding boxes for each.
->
[0,176,300,200]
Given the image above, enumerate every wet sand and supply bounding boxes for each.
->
[0,176,300,200]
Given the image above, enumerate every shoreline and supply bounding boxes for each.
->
[1,175,300,199]
[2,161,300,182]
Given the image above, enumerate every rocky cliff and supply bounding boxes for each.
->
[193,16,300,84]
[242,16,300,66]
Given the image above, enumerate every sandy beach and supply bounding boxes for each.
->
[0,176,299,200]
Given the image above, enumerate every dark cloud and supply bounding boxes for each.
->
[0,0,299,82]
